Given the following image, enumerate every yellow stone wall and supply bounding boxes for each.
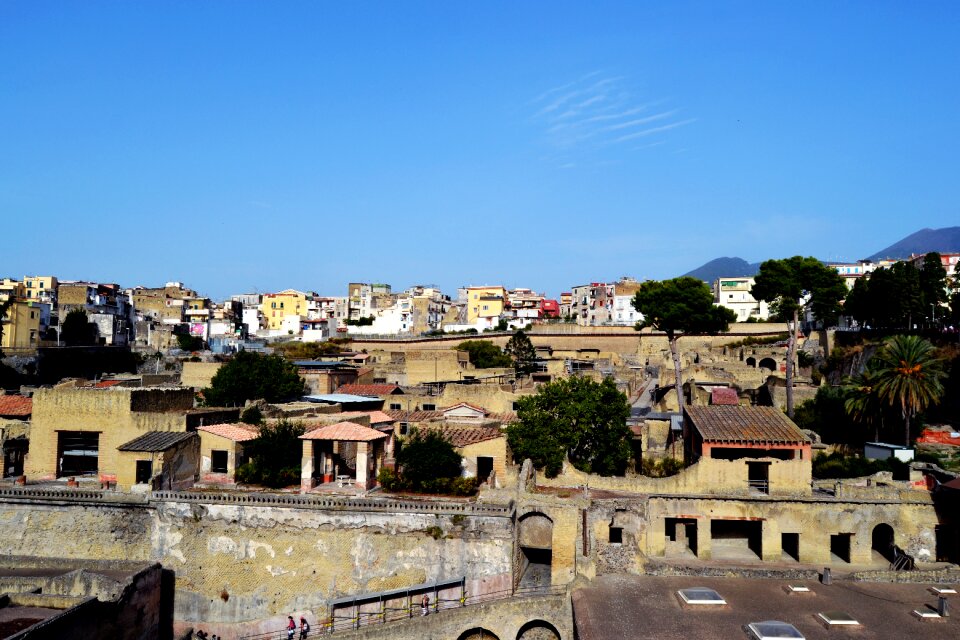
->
[181,362,223,390]
[459,436,508,485]
[24,387,195,483]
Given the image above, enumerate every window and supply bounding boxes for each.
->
[389,403,402,410]
[609,526,623,544]
[512,402,520,411]
[211,450,228,474]
[135,460,153,484]
[399,422,409,435]
[422,404,436,411]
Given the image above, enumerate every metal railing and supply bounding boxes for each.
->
[747,479,770,494]
[238,585,566,639]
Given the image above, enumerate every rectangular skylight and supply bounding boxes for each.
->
[677,587,726,605]
[785,585,811,593]
[746,621,805,639]
[930,587,957,595]
[817,611,859,626]
[912,610,942,620]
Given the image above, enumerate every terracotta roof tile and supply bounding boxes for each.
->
[710,387,740,406]
[300,421,389,441]
[198,422,260,442]
[685,406,808,445]
[385,409,442,423]
[335,384,403,396]
[427,425,503,448]
[0,395,32,417]
[339,410,396,425]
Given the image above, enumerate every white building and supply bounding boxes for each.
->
[713,277,770,322]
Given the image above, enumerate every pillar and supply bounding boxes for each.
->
[761,519,781,562]
[356,442,369,489]
[300,440,314,494]
[696,518,712,560]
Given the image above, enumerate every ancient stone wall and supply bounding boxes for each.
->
[0,493,515,638]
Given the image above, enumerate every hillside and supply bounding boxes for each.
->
[868,226,960,260]
[683,257,759,283]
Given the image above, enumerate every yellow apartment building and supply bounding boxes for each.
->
[261,289,309,331]
[466,286,506,324]
[0,301,42,351]
[23,276,57,303]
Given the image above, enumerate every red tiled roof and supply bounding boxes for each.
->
[710,387,740,406]
[0,395,32,417]
[428,425,503,448]
[685,406,809,445]
[487,412,519,424]
[335,384,403,396]
[385,409,443,423]
[94,380,124,388]
[198,422,260,442]
[339,410,396,425]
[301,421,389,441]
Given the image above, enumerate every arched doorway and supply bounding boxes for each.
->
[872,523,895,562]
[745,357,757,367]
[518,512,553,589]
[758,357,777,371]
[458,628,500,640]
[517,619,561,640]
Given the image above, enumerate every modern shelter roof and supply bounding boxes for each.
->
[685,406,809,445]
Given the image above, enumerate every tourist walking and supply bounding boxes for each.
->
[421,594,429,616]
[299,616,310,639]
[287,615,296,640]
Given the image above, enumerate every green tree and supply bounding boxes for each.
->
[870,334,947,445]
[506,376,632,477]
[920,252,949,326]
[239,405,264,425]
[235,418,305,487]
[751,257,846,417]
[632,277,736,409]
[504,329,537,377]
[176,334,204,351]
[202,351,305,406]
[456,340,512,368]
[841,369,886,442]
[60,309,98,346]
[396,428,463,489]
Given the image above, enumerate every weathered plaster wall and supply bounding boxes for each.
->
[0,496,514,638]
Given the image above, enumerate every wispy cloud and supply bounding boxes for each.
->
[530,74,693,159]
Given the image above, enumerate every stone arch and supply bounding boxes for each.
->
[872,523,895,561]
[745,356,757,367]
[458,628,501,640]
[517,511,553,588]
[758,357,777,371]
[516,619,562,640]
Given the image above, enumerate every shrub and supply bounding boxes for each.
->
[240,406,264,425]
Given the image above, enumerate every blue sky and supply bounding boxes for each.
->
[2,1,958,300]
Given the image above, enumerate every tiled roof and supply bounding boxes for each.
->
[339,410,396,425]
[335,384,403,396]
[198,422,260,442]
[428,426,504,448]
[710,387,740,406]
[118,430,197,452]
[685,406,809,445]
[0,395,32,417]
[301,421,389,442]
[487,412,518,424]
[442,402,489,415]
[385,409,443,423]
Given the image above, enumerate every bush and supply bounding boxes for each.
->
[240,405,264,425]
[235,419,305,487]
[640,457,685,477]
[455,340,512,368]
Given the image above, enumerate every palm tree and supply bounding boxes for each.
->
[842,370,885,442]
[869,335,946,446]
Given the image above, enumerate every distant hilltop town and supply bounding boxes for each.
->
[1,250,957,354]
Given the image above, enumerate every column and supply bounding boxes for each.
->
[300,440,314,494]
[356,442,369,489]
[696,518,711,560]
